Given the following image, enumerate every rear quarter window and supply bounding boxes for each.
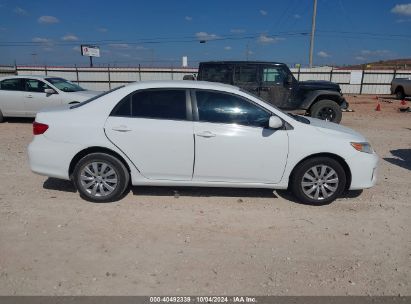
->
[70,86,124,109]
[199,65,233,84]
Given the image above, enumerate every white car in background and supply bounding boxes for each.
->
[0,75,99,122]
[28,81,378,205]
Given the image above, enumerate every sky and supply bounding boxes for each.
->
[0,0,410,67]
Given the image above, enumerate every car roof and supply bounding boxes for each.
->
[123,80,241,91]
[199,61,286,66]
[0,75,54,80]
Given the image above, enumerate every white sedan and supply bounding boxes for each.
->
[0,75,99,122]
[28,81,378,205]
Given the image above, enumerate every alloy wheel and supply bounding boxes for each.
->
[79,162,118,197]
[301,165,339,200]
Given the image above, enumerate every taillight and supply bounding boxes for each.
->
[33,122,49,135]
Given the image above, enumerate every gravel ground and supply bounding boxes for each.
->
[0,95,410,296]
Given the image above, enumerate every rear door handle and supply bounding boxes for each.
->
[112,125,132,132]
[26,95,33,98]
[196,131,216,138]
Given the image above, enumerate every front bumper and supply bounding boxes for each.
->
[340,97,349,109]
[346,151,378,190]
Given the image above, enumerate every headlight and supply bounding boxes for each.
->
[350,142,373,154]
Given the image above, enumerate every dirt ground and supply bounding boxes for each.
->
[0,95,410,296]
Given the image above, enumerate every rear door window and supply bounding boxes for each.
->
[111,89,188,121]
[0,78,24,91]
[234,65,258,84]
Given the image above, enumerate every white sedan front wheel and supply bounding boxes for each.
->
[291,157,346,205]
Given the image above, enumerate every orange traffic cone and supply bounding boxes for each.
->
[375,103,381,111]
[400,99,407,106]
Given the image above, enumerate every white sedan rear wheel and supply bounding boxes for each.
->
[73,153,129,203]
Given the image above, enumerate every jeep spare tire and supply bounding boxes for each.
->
[310,100,342,124]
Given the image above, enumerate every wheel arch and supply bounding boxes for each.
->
[394,86,404,93]
[300,90,344,110]
[308,95,342,111]
[288,152,352,190]
[69,146,131,178]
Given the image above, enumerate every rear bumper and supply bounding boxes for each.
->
[28,135,81,180]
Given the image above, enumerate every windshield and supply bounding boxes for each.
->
[45,77,85,92]
[70,86,124,109]
[240,88,310,124]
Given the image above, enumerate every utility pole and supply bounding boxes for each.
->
[31,53,37,65]
[309,0,318,68]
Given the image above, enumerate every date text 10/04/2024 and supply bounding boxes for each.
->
[149,296,257,303]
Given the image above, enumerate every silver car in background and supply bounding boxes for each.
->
[0,75,99,122]
[391,77,411,100]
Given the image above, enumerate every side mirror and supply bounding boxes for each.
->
[286,74,293,84]
[269,116,283,129]
[44,88,56,94]
[183,74,195,81]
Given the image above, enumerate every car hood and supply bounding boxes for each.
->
[65,90,100,100]
[304,117,366,141]
[299,80,340,92]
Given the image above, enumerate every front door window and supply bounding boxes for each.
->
[196,90,271,128]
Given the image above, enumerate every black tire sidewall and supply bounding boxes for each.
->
[310,100,342,123]
[73,153,129,203]
[395,89,405,100]
[291,157,346,205]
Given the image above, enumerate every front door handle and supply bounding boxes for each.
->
[26,95,33,98]
[112,125,132,132]
[196,131,216,138]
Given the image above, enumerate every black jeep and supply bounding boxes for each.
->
[195,61,348,123]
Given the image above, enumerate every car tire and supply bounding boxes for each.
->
[290,157,346,205]
[395,88,405,100]
[73,153,130,203]
[310,100,342,123]
[0,109,3,123]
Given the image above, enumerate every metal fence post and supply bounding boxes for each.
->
[359,69,365,94]
[75,64,79,84]
[44,65,48,76]
[297,66,301,81]
[138,64,142,81]
[329,67,333,82]
[171,66,174,80]
[108,65,111,90]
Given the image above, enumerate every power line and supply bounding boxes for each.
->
[0,31,311,47]
[317,30,411,38]
[0,30,409,50]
